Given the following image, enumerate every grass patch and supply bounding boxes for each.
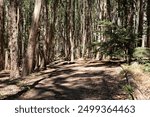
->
[143,63,150,72]
[120,62,150,99]
[122,84,134,100]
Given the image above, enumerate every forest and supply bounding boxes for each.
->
[0,0,150,100]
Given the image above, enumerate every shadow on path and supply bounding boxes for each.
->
[1,61,128,100]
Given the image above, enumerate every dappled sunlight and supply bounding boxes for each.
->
[0,61,131,100]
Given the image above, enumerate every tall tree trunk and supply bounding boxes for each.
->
[147,0,150,47]
[127,0,135,65]
[9,0,20,78]
[81,0,86,58]
[4,3,10,70]
[22,0,42,76]
[44,0,50,64]
[0,0,4,71]
[64,0,71,60]
[138,0,144,38]
[136,0,144,47]
[49,0,58,62]
[69,0,74,61]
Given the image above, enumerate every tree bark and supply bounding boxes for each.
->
[0,0,4,71]
[147,0,150,47]
[136,0,144,47]
[81,0,86,58]
[9,0,20,78]
[69,0,74,61]
[22,0,42,76]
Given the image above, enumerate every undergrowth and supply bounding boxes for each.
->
[120,62,150,99]
[143,63,150,72]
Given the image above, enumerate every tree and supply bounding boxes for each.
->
[0,0,150,77]
[135,0,145,47]
[22,0,42,76]
[9,0,20,78]
[0,0,4,71]
[81,0,87,58]
[147,0,150,47]
[69,0,75,61]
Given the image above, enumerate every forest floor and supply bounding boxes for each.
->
[0,60,149,100]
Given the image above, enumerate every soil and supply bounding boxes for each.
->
[0,60,148,100]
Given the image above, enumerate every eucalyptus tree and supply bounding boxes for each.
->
[0,0,4,70]
[9,0,20,78]
[147,0,150,47]
[22,0,43,76]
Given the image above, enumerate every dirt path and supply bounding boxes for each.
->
[0,60,128,100]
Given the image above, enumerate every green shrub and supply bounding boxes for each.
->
[95,20,137,61]
[133,47,150,63]
[143,63,150,72]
